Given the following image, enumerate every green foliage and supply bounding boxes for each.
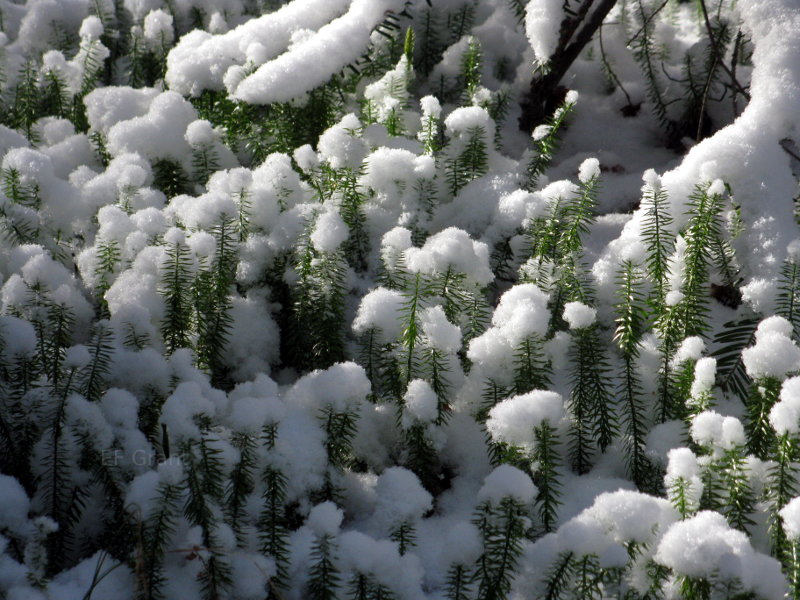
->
[640,176,673,308]
[768,432,799,558]
[194,214,237,386]
[532,422,562,533]
[630,0,676,139]
[445,563,473,600]
[224,431,257,546]
[473,496,528,600]
[159,237,194,355]
[459,37,482,104]
[778,256,800,340]
[446,125,489,196]
[308,533,341,600]
[711,315,759,404]
[390,521,416,555]
[12,60,42,142]
[614,261,654,488]
[745,377,780,460]
[671,182,727,338]
[259,424,291,592]
[191,142,220,188]
[152,158,190,199]
[288,222,347,372]
[567,323,617,474]
[79,323,114,401]
[181,434,232,600]
[718,446,755,532]
[136,474,183,600]
[523,94,577,191]
[513,335,550,394]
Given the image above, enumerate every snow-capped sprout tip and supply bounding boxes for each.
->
[743,316,800,380]
[578,158,600,183]
[403,379,438,425]
[780,497,800,540]
[642,168,661,189]
[706,178,726,197]
[563,301,596,329]
[486,390,565,448]
[79,16,104,40]
[565,90,579,105]
[64,345,92,369]
[770,376,800,435]
[672,336,705,366]
[143,10,175,47]
[307,501,344,537]
[690,357,716,398]
[478,464,537,505]
[185,119,218,147]
[665,290,684,306]
[532,124,552,141]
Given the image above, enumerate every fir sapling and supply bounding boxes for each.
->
[473,465,536,600]
[742,317,800,458]
[306,502,344,600]
[564,301,616,473]
[769,377,800,559]
[2,0,800,598]
[486,390,565,532]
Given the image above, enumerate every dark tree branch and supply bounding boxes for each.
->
[519,0,619,132]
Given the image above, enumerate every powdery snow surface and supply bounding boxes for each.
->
[1,0,800,598]
[486,390,565,449]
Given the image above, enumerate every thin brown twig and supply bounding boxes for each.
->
[698,0,751,102]
[599,22,634,107]
[625,0,670,47]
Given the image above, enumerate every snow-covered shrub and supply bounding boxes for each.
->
[1,0,800,598]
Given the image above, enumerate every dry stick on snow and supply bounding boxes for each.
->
[698,0,751,104]
[598,22,634,109]
[519,0,619,132]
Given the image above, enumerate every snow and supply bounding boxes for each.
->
[402,379,439,426]
[317,113,368,171]
[374,467,432,527]
[690,411,746,452]
[404,227,494,285]
[285,362,370,413]
[311,208,348,253]
[307,501,344,537]
[420,305,462,353]
[443,106,492,135]
[184,119,218,148]
[743,317,800,380]
[664,447,703,509]
[690,357,716,401]
[107,91,197,162]
[78,16,103,41]
[477,465,537,505]
[525,0,565,65]
[581,490,677,545]
[781,496,800,540]
[577,158,600,184]
[672,336,705,366]
[486,390,565,449]
[654,511,784,598]
[165,0,351,96]
[490,283,550,344]
[0,476,30,537]
[352,287,405,343]
[231,0,407,104]
[771,376,800,435]
[143,10,174,49]
[1,0,800,597]
[562,301,596,329]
